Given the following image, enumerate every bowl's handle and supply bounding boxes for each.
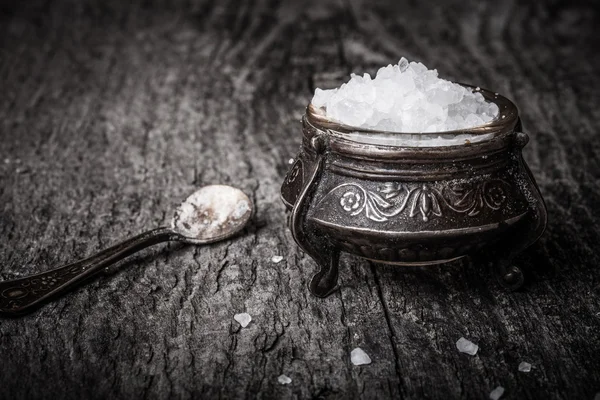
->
[488,130,548,290]
[514,131,548,242]
[289,134,340,298]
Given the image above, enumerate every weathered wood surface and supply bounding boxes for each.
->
[1,0,599,398]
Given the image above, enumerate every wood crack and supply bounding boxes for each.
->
[370,262,405,399]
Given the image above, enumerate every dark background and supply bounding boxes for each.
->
[1,0,599,399]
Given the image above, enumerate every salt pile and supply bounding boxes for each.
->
[456,337,479,355]
[489,386,505,400]
[350,348,372,365]
[312,58,499,133]
[518,361,532,372]
[234,313,252,328]
[277,374,292,385]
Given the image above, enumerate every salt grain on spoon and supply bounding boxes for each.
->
[172,185,252,243]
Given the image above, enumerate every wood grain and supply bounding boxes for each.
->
[0,0,599,398]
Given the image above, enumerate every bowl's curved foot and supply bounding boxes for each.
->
[308,248,340,298]
[494,259,525,291]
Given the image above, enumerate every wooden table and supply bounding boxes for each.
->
[1,0,598,398]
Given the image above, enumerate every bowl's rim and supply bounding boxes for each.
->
[306,84,519,149]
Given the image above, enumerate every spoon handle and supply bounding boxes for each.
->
[0,227,179,316]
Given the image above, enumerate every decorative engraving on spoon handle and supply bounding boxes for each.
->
[0,227,178,316]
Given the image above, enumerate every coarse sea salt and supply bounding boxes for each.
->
[172,186,250,239]
[234,312,252,328]
[518,361,532,372]
[489,386,505,400]
[272,255,284,263]
[456,337,479,356]
[350,347,372,365]
[311,58,499,143]
[277,374,292,385]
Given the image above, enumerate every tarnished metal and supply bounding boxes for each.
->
[281,86,547,297]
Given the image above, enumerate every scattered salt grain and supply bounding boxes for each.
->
[518,361,532,372]
[234,313,252,328]
[456,337,479,355]
[277,374,292,385]
[489,386,505,400]
[351,347,372,365]
[272,255,284,263]
[311,57,499,133]
[288,158,295,164]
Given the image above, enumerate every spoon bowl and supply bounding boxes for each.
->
[172,185,253,244]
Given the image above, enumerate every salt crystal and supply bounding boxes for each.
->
[272,255,284,263]
[489,386,505,400]
[312,58,499,134]
[350,347,372,365]
[232,200,251,219]
[277,374,292,385]
[398,57,409,72]
[376,64,395,79]
[518,361,532,372]
[312,87,337,108]
[456,337,478,355]
[234,313,252,328]
[288,158,295,164]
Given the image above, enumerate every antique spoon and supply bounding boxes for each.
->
[0,185,253,316]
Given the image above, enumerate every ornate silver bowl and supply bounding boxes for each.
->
[281,86,547,297]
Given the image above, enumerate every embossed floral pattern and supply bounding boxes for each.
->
[0,263,90,313]
[378,182,406,199]
[323,179,510,223]
[340,191,361,212]
[410,185,442,222]
[444,180,509,216]
[484,182,507,209]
